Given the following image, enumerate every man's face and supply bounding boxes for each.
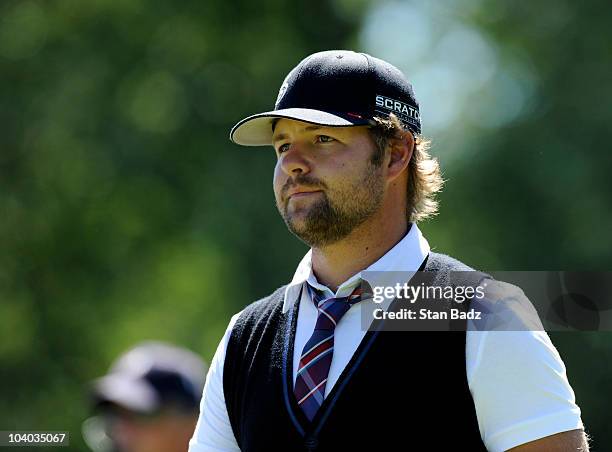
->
[107,407,197,452]
[272,118,385,247]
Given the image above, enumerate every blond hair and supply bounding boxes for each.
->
[369,114,443,223]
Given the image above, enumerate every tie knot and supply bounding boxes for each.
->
[307,284,363,331]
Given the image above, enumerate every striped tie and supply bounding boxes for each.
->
[294,283,363,421]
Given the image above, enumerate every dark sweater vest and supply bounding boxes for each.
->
[223,252,490,451]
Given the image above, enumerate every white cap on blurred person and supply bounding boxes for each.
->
[91,341,207,414]
[84,341,208,452]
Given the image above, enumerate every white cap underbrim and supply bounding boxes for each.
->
[93,375,159,413]
[229,108,372,146]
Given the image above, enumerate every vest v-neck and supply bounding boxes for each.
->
[281,283,383,438]
[281,255,432,437]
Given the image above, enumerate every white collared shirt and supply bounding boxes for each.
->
[189,224,583,452]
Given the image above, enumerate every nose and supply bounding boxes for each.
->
[278,143,311,176]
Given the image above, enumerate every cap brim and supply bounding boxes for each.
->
[230,108,372,146]
[92,375,159,413]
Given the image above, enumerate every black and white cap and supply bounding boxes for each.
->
[91,341,207,414]
[230,50,421,146]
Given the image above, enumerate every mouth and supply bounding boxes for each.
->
[287,190,322,200]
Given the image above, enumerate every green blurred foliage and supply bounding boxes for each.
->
[0,0,611,450]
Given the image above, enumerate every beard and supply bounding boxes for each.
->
[276,163,385,248]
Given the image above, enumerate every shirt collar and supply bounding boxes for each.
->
[282,223,430,313]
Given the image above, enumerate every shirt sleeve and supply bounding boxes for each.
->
[466,284,584,452]
[189,312,242,452]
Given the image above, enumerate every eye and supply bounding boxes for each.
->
[277,143,290,154]
[316,135,335,143]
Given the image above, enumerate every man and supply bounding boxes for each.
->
[85,341,207,452]
[189,50,587,451]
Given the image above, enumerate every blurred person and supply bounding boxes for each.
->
[84,341,207,452]
[189,51,588,451]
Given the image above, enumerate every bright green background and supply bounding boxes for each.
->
[1,0,610,450]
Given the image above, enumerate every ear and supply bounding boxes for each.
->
[386,131,414,181]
